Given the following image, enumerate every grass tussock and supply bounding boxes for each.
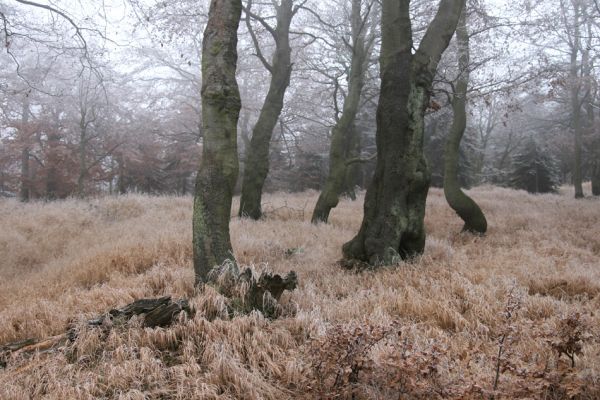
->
[1,187,600,398]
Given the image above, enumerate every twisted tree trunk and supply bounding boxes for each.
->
[312,0,373,224]
[193,0,242,285]
[239,0,294,219]
[443,10,487,234]
[343,0,465,266]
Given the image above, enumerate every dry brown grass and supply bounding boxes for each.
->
[0,186,599,399]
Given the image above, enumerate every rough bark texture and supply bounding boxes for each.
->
[208,262,298,319]
[443,10,487,234]
[343,0,465,266]
[312,0,372,224]
[239,0,294,219]
[193,0,242,285]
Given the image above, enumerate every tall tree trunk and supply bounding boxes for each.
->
[443,10,487,234]
[45,132,61,200]
[582,12,597,197]
[592,164,600,195]
[117,154,127,195]
[312,0,372,224]
[343,0,465,266]
[77,125,87,197]
[343,124,362,200]
[19,98,30,202]
[570,1,584,199]
[20,147,30,202]
[193,0,242,285]
[238,0,293,219]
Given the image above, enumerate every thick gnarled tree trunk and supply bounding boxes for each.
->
[312,0,374,224]
[193,0,242,285]
[443,10,487,234]
[343,0,465,266]
[239,0,294,219]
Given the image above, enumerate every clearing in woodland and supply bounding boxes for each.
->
[0,186,599,399]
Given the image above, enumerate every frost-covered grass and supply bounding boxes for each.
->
[0,186,599,398]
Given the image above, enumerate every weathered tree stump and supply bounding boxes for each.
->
[207,262,298,318]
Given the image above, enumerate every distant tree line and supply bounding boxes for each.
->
[2,0,600,204]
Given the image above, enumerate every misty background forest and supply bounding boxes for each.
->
[1,0,600,399]
[2,0,599,200]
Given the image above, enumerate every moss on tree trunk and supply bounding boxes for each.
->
[193,0,242,285]
[443,10,487,234]
[343,0,465,266]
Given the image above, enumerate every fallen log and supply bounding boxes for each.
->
[86,296,192,329]
[0,296,192,369]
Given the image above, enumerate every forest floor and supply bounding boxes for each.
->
[0,186,599,399]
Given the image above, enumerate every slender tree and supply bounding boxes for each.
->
[238,0,298,219]
[312,0,375,224]
[443,9,487,234]
[193,0,242,285]
[19,96,31,202]
[343,0,465,266]
[592,159,600,195]
[568,0,585,198]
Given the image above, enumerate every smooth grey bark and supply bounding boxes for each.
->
[193,0,243,285]
[443,10,487,234]
[343,0,465,266]
[238,0,295,219]
[312,0,374,223]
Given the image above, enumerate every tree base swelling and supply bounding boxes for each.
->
[0,296,192,369]
[342,157,430,267]
[207,261,298,319]
[445,186,488,235]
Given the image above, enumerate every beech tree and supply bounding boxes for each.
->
[343,0,465,266]
[311,0,376,224]
[193,0,243,284]
[443,8,487,234]
[238,0,300,219]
